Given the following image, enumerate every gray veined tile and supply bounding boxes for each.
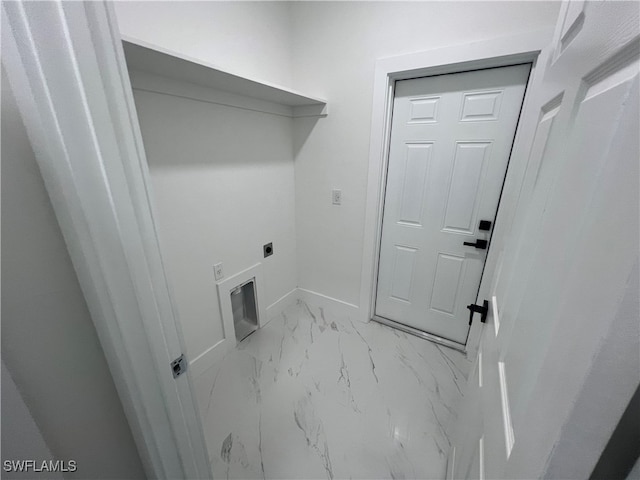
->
[194,300,469,479]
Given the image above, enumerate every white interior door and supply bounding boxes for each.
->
[451,2,639,478]
[376,65,530,345]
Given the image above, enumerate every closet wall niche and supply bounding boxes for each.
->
[122,37,327,376]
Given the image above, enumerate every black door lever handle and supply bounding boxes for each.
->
[467,300,489,325]
[463,239,488,249]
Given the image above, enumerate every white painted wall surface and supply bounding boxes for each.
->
[291,2,560,306]
[114,2,560,359]
[1,73,146,479]
[132,86,297,363]
[114,1,293,88]
[1,363,62,480]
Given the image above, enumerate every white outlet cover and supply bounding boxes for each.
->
[214,263,224,281]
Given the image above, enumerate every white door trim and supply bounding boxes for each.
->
[360,28,554,357]
[1,2,210,478]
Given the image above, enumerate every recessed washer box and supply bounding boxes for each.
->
[216,263,267,345]
[230,280,258,342]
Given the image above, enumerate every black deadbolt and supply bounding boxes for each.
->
[479,220,492,231]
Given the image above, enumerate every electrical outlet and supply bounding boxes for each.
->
[263,242,274,258]
[214,263,224,281]
[332,189,342,205]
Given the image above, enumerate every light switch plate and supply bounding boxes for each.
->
[332,189,342,205]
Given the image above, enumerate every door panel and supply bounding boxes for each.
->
[452,2,640,478]
[398,143,432,225]
[430,253,465,315]
[389,245,417,302]
[503,65,639,439]
[493,95,565,342]
[408,96,440,123]
[376,65,530,344]
[460,90,503,121]
[443,142,492,233]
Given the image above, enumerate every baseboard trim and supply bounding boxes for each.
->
[189,338,230,379]
[298,288,360,319]
[266,288,299,323]
[190,287,360,378]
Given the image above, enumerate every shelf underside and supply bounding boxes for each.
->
[121,38,327,113]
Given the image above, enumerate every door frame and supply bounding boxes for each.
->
[360,28,554,358]
[1,2,210,478]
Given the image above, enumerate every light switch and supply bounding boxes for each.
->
[332,189,342,205]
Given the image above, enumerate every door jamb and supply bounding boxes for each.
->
[359,28,554,358]
[1,2,211,477]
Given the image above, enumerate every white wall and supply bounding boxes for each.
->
[113,2,560,361]
[1,72,146,479]
[1,363,62,480]
[114,1,293,88]
[131,85,297,364]
[115,1,300,369]
[291,1,560,306]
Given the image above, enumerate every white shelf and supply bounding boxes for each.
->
[121,37,327,117]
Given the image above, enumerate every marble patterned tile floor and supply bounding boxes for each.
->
[194,300,471,480]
